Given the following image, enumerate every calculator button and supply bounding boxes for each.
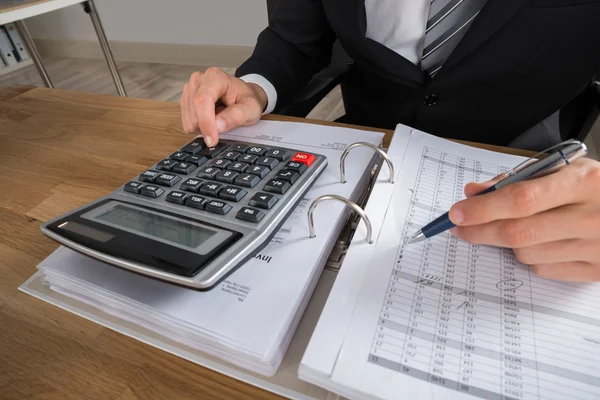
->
[185,195,207,210]
[249,192,279,210]
[124,181,144,194]
[211,158,231,169]
[219,186,247,202]
[291,152,316,166]
[264,179,291,194]
[199,182,223,197]
[215,170,239,184]
[231,144,249,152]
[155,173,182,187]
[265,148,292,161]
[246,146,267,156]
[180,178,203,193]
[140,185,164,198]
[256,157,279,169]
[284,161,308,174]
[236,207,265,223]
[166,191,188,205]
[157,159,177,171]
[197,166,219,180]
[200,143,229,158]
[172,162,197,174]
[223,151,241,161]
[188,155,208,166]
[205,200,232,215]
[228,162,249,173]
[275,170,300,184]
[181,138,206,154]
[234,173,261,188]
[240,154,259,164]
[170,151,190,162]
[247,165,270,178]
[139,170,161,183]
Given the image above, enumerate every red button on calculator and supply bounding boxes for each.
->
[291,152,316,166]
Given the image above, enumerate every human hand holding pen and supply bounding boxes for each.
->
[448,157,600,282]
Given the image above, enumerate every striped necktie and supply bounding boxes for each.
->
[421,0,488,77]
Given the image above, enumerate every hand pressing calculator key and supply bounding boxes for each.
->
[41,136,328,290]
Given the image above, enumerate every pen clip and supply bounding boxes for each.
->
[504,139,585,178]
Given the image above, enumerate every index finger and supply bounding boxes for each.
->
[448,164,584,226]
[191,71,229,146]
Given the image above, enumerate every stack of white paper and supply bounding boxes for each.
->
[29,120,385,377]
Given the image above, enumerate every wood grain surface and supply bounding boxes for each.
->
[0,86,533,400]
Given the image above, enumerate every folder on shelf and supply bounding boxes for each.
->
[19,120,600,400]
[3,23,29,61]
[0,25,18,66]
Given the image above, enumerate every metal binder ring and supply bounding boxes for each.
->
[340,142,394,184]
[308,194,374,244]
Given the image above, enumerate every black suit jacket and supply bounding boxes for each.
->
[236,0,600,147]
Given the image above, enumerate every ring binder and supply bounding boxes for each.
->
[307,194,374,244]
[339,142,395,184]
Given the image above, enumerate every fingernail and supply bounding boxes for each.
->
[450,208,464,224]
[449,227,461,238]
[204,135,216,147]
[216,117,227,133]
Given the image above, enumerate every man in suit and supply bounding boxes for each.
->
[179,0,600,281]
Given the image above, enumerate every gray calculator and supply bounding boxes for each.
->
[41,136,328,290]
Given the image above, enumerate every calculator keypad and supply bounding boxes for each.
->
[140,185,164,198]
[157,159,177,171]
[249,193,278,209]
[205,200,232,215]
[125,137,323,227]
[155,173,181,187]
[199,182,223,197]
[139,170,160,182]
[197,167,219,180]
[181,178,203,193]
[215,170,239,184]
[172,162,197,174]
[166,191,188,204]
[235,173,261,188]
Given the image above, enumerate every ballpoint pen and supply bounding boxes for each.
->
[405,139,589,244]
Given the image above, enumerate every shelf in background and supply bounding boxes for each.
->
[0,58,33,76]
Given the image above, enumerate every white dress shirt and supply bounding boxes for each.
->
[241,0,431,114]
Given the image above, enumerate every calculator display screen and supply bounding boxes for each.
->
[95,204,216,248]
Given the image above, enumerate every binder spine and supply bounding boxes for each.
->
[3,23,29,61]
[0,25,18,67]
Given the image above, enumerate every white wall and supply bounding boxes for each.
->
[26,0,268,47]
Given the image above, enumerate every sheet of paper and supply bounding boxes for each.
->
[36,120,384,375]
[330,131,600,400]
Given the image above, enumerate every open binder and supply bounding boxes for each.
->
[19,120,600,400]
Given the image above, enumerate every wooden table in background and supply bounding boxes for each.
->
[0,86,532,399]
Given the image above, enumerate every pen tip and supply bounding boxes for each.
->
[405,230,426,244]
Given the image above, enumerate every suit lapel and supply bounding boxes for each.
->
[442,0,530,70]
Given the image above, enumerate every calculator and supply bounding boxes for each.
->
[41,136,328,290]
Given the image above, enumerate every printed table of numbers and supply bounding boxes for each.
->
[367,147,600,400]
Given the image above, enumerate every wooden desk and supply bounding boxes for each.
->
[0,86,532,399]
[0,0,126,96]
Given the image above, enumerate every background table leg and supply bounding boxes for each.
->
[14,20,53,88]
[83,0,127,97]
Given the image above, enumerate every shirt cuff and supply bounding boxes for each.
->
[239,74,277,115]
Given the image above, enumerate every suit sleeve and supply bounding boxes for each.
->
[235,0,337,113]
